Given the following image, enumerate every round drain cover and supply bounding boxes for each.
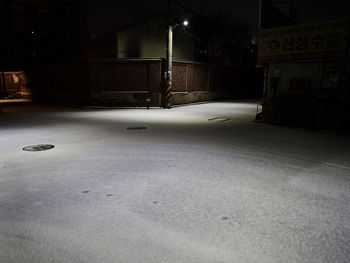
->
[23,144,55,152]
[127,126,147,130]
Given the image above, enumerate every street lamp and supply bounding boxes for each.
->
[165,19,189,108]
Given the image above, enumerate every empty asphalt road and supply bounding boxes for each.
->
[1,100,350,263]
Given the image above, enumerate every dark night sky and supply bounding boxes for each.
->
[86,0,258,35]
[86,0,350,36]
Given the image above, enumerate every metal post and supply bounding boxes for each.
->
[258,0,267,116]
[165,25,173,108]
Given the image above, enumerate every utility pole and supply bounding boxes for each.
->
[165,0,173,108]
[165,25,173,108]
[258,0,268,107]
[164,0,188,108]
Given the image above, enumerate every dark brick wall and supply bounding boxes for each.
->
[88,59,162,93]
[28,58,262,106]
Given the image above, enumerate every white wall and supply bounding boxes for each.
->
[116,16,194,60]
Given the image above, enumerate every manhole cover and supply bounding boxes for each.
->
[23,144,55,152]
[127,126,147,130]
[208,117,230,122]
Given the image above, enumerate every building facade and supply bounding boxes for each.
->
[80,14,194,61]
[258,19,350,130]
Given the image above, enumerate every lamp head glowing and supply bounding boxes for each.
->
[183,20,189,26]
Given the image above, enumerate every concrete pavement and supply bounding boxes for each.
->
[0,100,350,262]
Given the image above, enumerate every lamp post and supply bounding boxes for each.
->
[165,20,189,108]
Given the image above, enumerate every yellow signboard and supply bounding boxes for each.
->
[258,19,349,62]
